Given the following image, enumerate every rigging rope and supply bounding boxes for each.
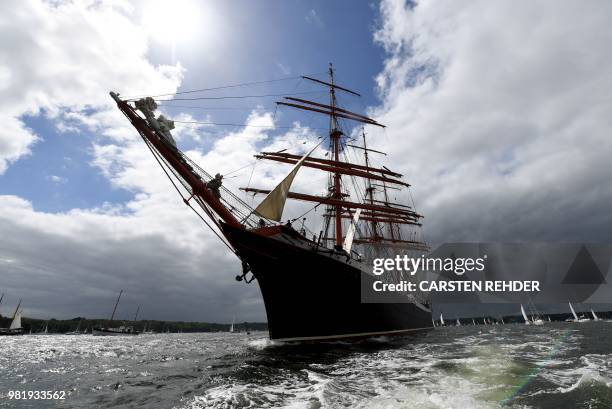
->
[123,74,325,100]
[173,119,327,130]
[140,134,237,254]
[150,91,326,102]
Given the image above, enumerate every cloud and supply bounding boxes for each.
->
[0,0,183,173]
[1,101,323,321]
[372,0,612,245]
[46,175,67,184]
[305,9,324,28]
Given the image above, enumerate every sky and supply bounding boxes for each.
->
[1,0,611,322]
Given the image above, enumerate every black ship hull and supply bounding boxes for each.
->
[222,224,432,341]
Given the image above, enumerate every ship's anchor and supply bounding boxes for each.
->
[236,258,255,283]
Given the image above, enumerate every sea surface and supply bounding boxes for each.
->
[0,323,611,408]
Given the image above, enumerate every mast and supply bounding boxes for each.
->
[244,64,427,251]
[110,290,123,321]
[361,129,378,240]
[328,63,343,248]
[12,299,21,320]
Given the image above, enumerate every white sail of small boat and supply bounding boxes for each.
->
[343,209,362,253]
[472,319,476,325]
[9,309,22,330]
[254,141,322,221]
[440,313,445,326]
[520,304,530,325]
[591,309,600,321]
[229,316,235,333]
[569,302,579,321]
[456,319,461,326]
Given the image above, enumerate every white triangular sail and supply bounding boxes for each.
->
[591,309,600,321]
[230,316,235,333]
[255,142,322,221]
[569,302,579,321]
[520,304,530,324]
[456,319,460,326]
[342,209,362,253]
[9,310,22,330]
[440,313,445,326]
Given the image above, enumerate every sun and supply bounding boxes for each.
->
[142,0,202,46]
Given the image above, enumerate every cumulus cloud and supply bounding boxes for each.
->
[0,0,183,172]
[372,0,612,245]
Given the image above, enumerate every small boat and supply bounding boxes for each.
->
[66,320,84,335]
[591,309,600,321]
[0,299,24,336]
[93,290,140,336]
[229,316,235,333]
[92,326,140,336]
[440,313,445,326]
[567,302,590,322]
[456,319,461,327]
[521,304,531,325]
[472,319,476,326]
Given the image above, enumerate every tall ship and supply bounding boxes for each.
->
[111,65,432,341]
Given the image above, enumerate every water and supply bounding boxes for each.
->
[0,323,611,408]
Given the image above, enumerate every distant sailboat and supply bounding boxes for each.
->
[456,319,461,326]
[229,316,235,333]
[590,308,600,321]
[472,319,476,325]
[0,298,25,336]
[520,304,531,325]
[440,313,445,326]
[66,319,83,335]
[527,301,545,325]
[93,290,140,336]
[567,302,590,322]
[9,310,24,335]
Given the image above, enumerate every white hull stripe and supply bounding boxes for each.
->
[273,326,432,342]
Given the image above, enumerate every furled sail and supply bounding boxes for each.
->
[9,310,22,330]
[342,209,362,253]
[255,141,322,221]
